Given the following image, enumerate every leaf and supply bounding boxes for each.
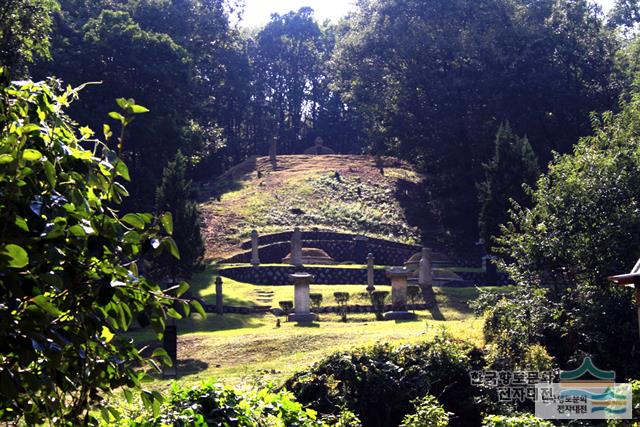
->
[121,213,145,229]
[43,160,56,187]
[115,160,130,181]
[161,212,173,235]
[14,216,28,232]
[123,389,133,404]
[176,281,189,297]
[190,300,206,319]
[101,325,114,343]
[22,149,43,162]
[129,104,149,114]
[0,244,28,268]
[163,237,180,259]
[0,154,14,164]
[116,98,128,109]
[166,308,182,319]
[108,111,125,122]
[31,295,61,316]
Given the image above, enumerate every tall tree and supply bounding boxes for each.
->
[477,122,539,254]
[155,151,205,282]
[0,0,58,72]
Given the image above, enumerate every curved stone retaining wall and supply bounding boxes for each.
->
[226,239,421,266]
[220,265,390,285]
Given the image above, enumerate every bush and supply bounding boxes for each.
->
[334,292,350,322]
[400,394,449,427]
[0,71,199,425]
[482,413,553,427]
[310,293,324,311]
[120,381,325,426]
[371,290,389,320]
[284,336,482,427]
[279,301,294,317]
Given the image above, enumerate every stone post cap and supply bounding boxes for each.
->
[215,276,223,285]
[251,229,258,236]
[289,272,315,283]
[386,266,411,278]
[367,252,374,260]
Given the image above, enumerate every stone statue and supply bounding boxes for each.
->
[303,136,335,155]
[250,229,260,266]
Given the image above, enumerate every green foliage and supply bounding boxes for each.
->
[0,71,197,425]
[155,150,204,281]
[482,413,553,427]
[400,395,450,427]
[496,94,640,377]
[333,0,618,238]
[479,287,553,370]
[279,300,294,316]
[285,336,482,427]
[371,290,389,321]
[310,293,323,311]
[478,122,539,254]
[333,292,350,322]
[120,381,325,426]
[0,0,58,70]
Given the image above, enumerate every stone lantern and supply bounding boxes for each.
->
[288,272,317,323]
[384,266,416,320]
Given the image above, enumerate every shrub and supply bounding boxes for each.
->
[310,293,324,311]
[334,292,350,322]
[371,290,389,320]
[482,413,553,427]
[121,381,325,426]
[0,71,200,425]
[279,301,294,317]
[400,394,449,427]
[285,336,482,427]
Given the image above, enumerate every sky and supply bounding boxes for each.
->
[239,0,616,28]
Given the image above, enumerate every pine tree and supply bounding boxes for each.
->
[155,151,205,281]
[478,122,540,254]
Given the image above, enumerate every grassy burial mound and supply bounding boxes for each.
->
[199,155,440,260]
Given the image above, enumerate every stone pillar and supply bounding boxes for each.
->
[418,247,433,286]
[384,267,416,320]
[269,137,277,165]
[215,276,223,315]
[366,253,375,293]
[288,272,317,323]
[250,229,260,266]
[290,227,303,267]
[162,319,178,378]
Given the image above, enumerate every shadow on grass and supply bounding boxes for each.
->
[293,322,321,328]
[177,358,209,376]
[177,313,266,334]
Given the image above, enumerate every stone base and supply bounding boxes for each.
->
[383,311,416,320]
[288,312,318,323]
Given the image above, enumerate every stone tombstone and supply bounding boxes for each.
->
[418,247,433,286]
[162,319,178,378]
[215,276,223,315]
[290,227,303,267]
[250,229,260,266]
[366,253,375,293]
[288,272,317,323]
[383,267,416,320]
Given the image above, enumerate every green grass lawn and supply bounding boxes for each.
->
[134,268,511,389]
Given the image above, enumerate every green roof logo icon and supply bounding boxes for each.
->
[560,357,615,382]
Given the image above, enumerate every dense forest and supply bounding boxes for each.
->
[6,0,640,425]
[8,0,637,239]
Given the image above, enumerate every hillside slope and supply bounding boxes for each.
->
[199,155,439,259]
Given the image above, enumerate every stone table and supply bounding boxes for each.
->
[384,266,416,320]
[288,272,317,323]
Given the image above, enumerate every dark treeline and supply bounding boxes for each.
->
[15,0,640,241]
